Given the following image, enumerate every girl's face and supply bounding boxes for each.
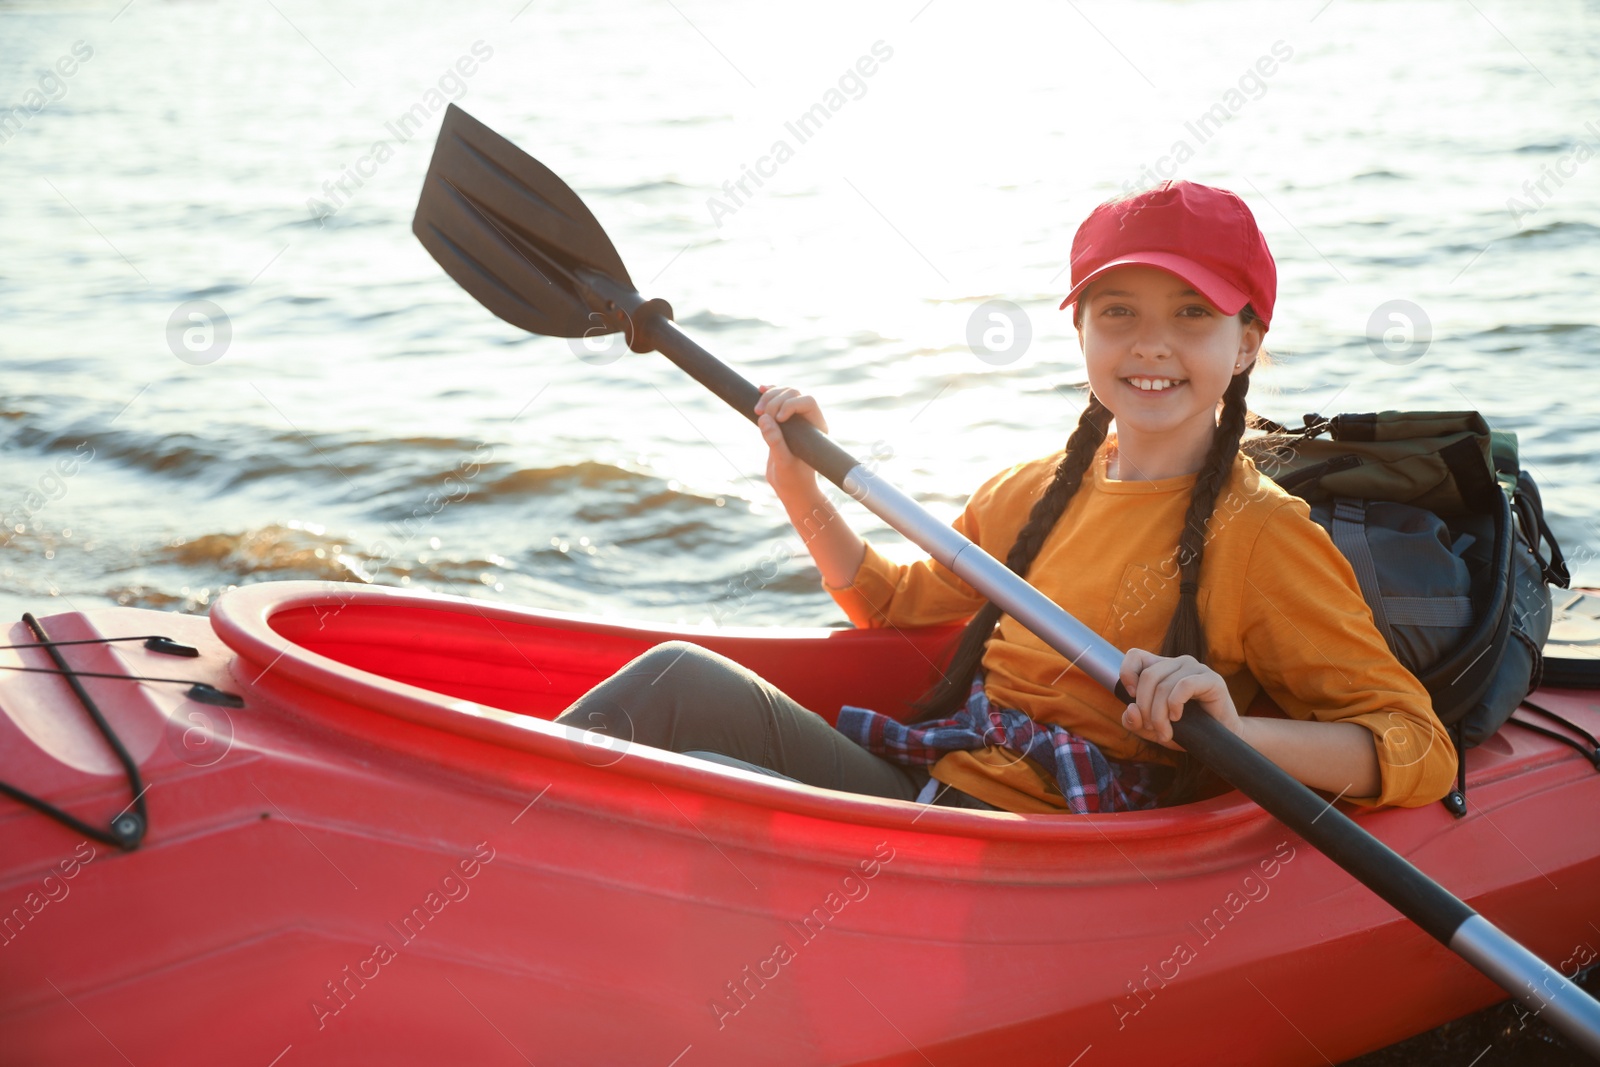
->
[1076,265,1264,450]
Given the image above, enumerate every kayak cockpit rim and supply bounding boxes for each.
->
[207,580,1288,841]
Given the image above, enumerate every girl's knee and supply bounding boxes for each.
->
[633,640,701,669]
[629,640,740,687]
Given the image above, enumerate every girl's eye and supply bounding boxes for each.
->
[1101,305,1132,317]
[1179,305,1213,318]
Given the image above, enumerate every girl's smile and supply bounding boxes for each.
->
[1122,376,1185,393]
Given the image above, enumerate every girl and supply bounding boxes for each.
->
[555,180,1457,815]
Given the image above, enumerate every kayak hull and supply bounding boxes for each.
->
[1,581,1597,1065]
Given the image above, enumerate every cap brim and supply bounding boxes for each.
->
[1058,252,1250,316]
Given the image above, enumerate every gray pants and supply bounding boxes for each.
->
[555,641,997,809]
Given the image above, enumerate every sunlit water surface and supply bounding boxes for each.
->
[3,0,1597,626]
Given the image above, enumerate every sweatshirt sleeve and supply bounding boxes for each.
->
[1238,500,1458,808]
[823,462,1024,630]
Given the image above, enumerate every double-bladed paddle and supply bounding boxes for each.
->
[412,102,1600,1055]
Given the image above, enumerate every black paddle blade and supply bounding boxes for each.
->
[413,104,636,338]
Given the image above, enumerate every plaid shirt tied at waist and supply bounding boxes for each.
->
[835,674,1168,814]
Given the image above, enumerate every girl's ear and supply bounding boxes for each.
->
[1234,320,1266,372]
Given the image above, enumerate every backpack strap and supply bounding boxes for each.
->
[1329,498,1394,649]
[1515,699,1600,770]
[1329,413,1378,441]
[1443,720,1468,817]
[1383,597,1476,629]
[1534,506,1570,587]
[1513,471,1571,588]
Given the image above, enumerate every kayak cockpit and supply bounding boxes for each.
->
[245,585,959,725]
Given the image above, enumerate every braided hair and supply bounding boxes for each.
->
[909,307,1261,806]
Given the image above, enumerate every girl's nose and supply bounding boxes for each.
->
[1130,322,1173,360]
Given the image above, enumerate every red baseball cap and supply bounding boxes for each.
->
[1058,181,1276,330]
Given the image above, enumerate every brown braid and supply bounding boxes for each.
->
[908,393,1114,722]
[1150,364,1255,803]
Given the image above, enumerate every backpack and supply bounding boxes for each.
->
[1240,411,1571,814]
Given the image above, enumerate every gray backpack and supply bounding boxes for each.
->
[1242,411,1571,814]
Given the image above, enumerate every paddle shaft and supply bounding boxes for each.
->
[584,272,1600,1055]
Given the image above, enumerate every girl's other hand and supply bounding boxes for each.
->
[755,385,828,502]
[1118,648,1242,750]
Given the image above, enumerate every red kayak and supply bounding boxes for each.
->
[2,580,1598,1065]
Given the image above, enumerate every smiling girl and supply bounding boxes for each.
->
[557,181,1457,814]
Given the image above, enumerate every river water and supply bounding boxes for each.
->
[3,0,1597,626]
[2,0,1598,1058]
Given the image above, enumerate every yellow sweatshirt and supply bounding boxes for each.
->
[824,439,1458,812]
